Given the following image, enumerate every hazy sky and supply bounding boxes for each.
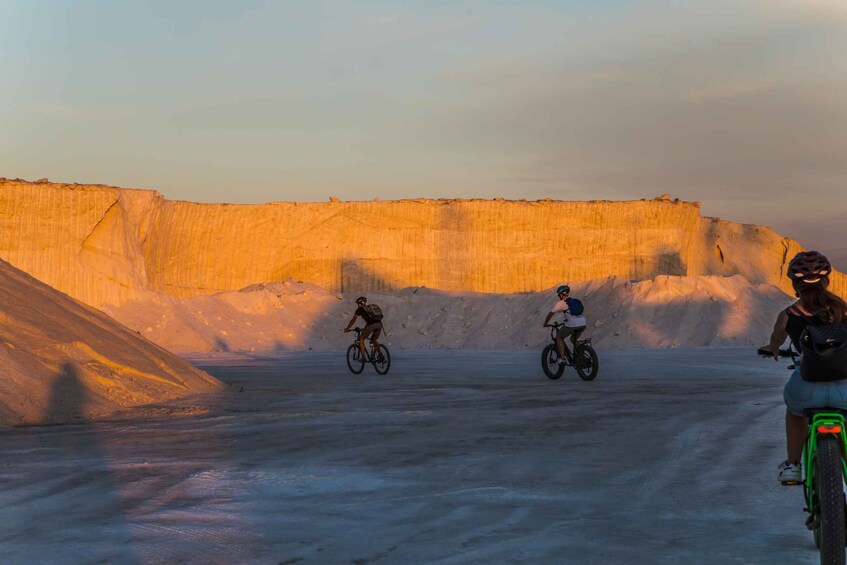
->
[2,0,845,266]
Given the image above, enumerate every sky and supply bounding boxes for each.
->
[2,0,845,268]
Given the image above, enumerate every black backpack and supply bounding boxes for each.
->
[363,303,384,322]
[800,321,847,382]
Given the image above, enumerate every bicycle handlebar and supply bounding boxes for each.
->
[756,346,798,359]
[757,347,799,371]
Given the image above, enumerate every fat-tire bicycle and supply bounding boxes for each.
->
[346,327,391,375]
[541,322,598,381]
[759,346,847,564]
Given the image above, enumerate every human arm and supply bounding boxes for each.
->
[343,315,358,332]
[544,300,568,326]
[543,311,560,327]
[761,310,789,360]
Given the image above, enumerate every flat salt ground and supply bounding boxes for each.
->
[0,349,821,564]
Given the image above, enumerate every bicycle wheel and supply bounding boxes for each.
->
[372,344,391,375]
[814,435,845,564]
[574,345,599,381]
[346,344,365,374]
[541,344,565,380]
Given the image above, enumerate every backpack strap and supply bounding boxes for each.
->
[786,303,801,316]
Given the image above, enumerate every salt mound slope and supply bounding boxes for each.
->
[107,275,792,354]
[0,259,224,426]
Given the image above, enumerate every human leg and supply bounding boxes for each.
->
[571,327,586,349]
[555,327,571,361]
[370,324,382,348]
[360,325,374,360]
[785,409,807,464]
[781,368,817,483]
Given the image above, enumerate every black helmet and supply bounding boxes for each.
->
[355,296,367,304]
[788,251,831,284]
[556,284,570,295]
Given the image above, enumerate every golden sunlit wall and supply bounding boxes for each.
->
[0,180,843,308]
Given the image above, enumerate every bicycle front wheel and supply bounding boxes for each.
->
[372,344,391,375]
[346,344,365,374]
[815,434,845,564]
[541,344,565,380]
[575,345,599,381]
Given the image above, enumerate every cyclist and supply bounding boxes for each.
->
[543,284,587,364]
[343,296,384,362]
[760,251,847,484]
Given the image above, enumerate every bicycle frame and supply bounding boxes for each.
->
[803,411,847,492]
[800,410,847,562]
[351,328,376,360]
[548,323,589,364]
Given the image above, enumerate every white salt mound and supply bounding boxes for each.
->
[108,275,793,354]
[0,259,224,426]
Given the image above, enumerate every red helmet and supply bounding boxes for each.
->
[787,251,831,284]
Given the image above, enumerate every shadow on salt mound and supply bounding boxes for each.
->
[0,259,224,426]
[105,273,796,354]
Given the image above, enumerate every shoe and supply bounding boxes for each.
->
[778,461,802,485]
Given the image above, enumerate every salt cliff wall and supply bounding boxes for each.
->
[0,179,843,308]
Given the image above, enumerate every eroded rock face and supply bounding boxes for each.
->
[0,257,224,426]
[0,179,843,309]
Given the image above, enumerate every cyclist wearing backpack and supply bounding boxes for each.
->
[543,284,587,365]
[760,251,847,484]
[344,296,384,362]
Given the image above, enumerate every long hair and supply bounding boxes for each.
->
[794,277,847,323]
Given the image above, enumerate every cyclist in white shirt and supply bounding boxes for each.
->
[543,285,587,364]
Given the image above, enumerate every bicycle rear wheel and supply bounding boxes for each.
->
[541,344,565,380]
[372,344,391,375]
[815,435,845,564]
[346,344,365,374]
[575,345,599,381]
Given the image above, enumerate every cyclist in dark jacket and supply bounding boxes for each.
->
[761,251,847,484]
[343,296,384,362]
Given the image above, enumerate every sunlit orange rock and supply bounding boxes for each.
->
[0,179,843,309]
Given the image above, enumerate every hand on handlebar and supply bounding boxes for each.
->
[757,345,779,360]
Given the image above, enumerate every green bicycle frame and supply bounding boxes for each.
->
[803,412,847,510]
[803,412,847,487]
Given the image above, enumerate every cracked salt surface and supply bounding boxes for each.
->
[0,349,822,564]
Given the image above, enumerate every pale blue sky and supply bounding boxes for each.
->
[2,0,846,265]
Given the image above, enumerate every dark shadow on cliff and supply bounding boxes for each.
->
[438,201,472,291]
[630,251,687,280]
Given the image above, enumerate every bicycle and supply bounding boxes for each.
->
[541,322,598,381]
[759,346,847,564]
[346,327,391,375]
